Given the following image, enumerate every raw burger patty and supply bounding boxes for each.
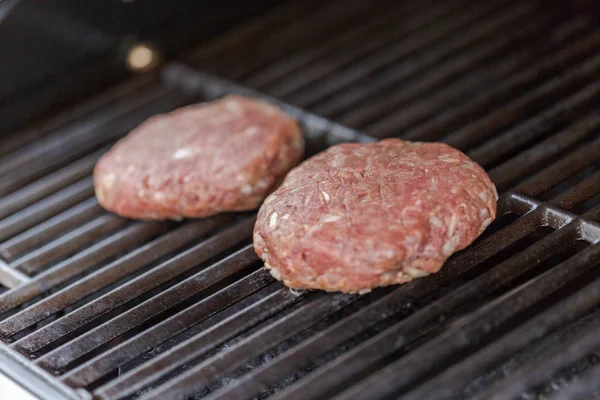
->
[94,95,304,220]
[253,139,497,293]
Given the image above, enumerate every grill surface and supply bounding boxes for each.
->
[2,0,600,399]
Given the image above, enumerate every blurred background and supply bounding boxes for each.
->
[0,0,280,135]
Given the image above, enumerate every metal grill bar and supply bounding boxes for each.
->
[8,217,249,352]
[400,272,600,400]
[0,222,167,316]
[546,364,600,400]
[366,35,599,139]
[484,311,600,400]
[399,28,600,142]
[0,218,229,338]
[200,288,430,400]
[442,52,600,152]
[0,150,100,221]
[0,178,95,243]
[93,287,304,400]
[303,0,533,124]
[139,292,358,400]
[551,171,600,212]
[62,268,275,387]
[34,245,260,371]
[466,83,600,167]
[243,0,424,90]
[293,4,542,112]
[0,198,103,261]
[182,0,322,67]
[514,135,600,198]
[309,6,576,121]
[0,345,82,400]
[214,0,394,81]
[488,113,600,193]
[266,0,484,100]
[0,261,30,289]
[11,214,127,276]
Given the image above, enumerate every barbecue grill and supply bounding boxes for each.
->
[2,0,600,399]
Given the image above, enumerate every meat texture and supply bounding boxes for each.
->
[253,139,497,293]
[94,95,304,220]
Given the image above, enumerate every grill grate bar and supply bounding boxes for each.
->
[138,292,358,400]
[550,170,600,213]
[467,82,600,167]
[94,287,304,400]
[267,0,484,100]
[218,0,394,81]
[312,14,589,121]
[201,289,421,400]
[545,363,600,400]
[513,134,600,198]
[0,198,103,261]
[0,178,95,243]
[507,192,600,239]
[399,27,600,143]
[243,1,423,90]
[62,268,275,387]
[0,218,230,339]
[182,0,323,68]
[0,261,30,289]
[0,149,100,221]
[34,245,260,371]
[400,271,600,400]
[442,50,600,152]
[9,216,248,353]
[363,26,597,139]
[484,310,600,400]
[11,215,128,276]
[0,222,168,317]
[488,113,600,194]
[331,226,600,400]
[312,0,534,127]
[294,4,541,111]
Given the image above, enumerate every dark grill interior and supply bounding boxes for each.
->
[2,0,600,399]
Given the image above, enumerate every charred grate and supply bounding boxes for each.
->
[2,0,600,399]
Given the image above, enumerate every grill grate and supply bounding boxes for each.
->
[2,0,600,399]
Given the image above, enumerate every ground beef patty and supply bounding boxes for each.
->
[94,95,303,220]
[253,139,497,293]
